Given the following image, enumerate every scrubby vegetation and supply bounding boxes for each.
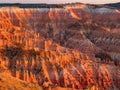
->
[0,3,63,8]
[95,52,120,66]
[0,43,40,60]
[95,52,112,61]
[0,45,24,60]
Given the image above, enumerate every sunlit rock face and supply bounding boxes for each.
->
[0,3,120,90]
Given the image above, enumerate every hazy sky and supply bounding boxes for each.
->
[0,0,120,4]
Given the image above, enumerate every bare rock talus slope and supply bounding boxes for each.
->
[0,3,120,90]
[0,72,43,90]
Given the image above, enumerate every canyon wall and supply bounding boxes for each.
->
[0,4,120,89]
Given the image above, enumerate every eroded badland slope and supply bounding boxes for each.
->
[0,3,120,90]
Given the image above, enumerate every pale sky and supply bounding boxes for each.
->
[0,0,120,4]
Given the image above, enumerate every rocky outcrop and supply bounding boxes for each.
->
[0,3,120,89]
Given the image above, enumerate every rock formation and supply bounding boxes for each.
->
[0,3,120,90]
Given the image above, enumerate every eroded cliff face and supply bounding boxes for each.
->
[0,4,120,89]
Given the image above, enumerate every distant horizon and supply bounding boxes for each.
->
[0,2,120,5]
[0,0,120,4]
